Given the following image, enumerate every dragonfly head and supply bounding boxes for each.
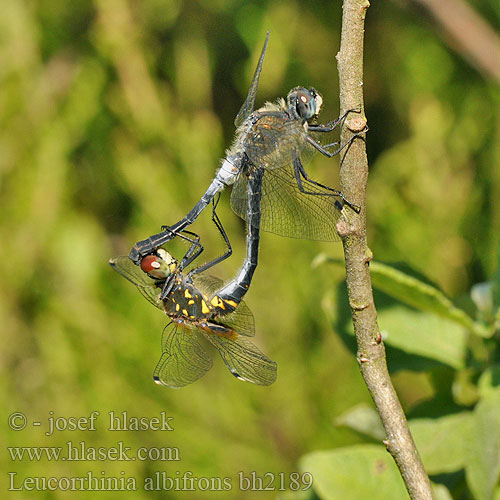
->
[140,248,178,279]
[287,87,323,122]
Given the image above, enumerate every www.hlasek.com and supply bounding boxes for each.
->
[8,471,314,492]
[8,441,179,462]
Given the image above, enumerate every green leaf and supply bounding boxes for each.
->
[369,261,489,338]
[471,282,495,316]
[477,365,500,399]
[335,404,386,441]
[299,445,408,500]
[465,391,500,500]
[316,257,489,338]
[433,483,454,500]
[378,306,467,369]
[409,412,473,474]
[300,445,449,500]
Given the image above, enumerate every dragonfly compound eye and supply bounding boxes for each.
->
[289,87,320,121]
[140,253,175,279]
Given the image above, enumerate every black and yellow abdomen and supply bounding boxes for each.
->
[208,295,239,314]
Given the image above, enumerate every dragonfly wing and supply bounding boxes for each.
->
[230,166,343,241]
[193,273,255,337]
[243,114,307,170]
[260,164,344,241]
[234,31,270,128]
[109,256,163,310]
[218,301,255,337]
[192,273,223,293]
[153,322,213,388]
[201,328,277,386]
[230,172,248,217]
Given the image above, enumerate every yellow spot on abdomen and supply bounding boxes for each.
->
[210,296,225,310]
[201,300,210,314]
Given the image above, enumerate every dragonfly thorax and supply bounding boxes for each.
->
[287,87,323,122]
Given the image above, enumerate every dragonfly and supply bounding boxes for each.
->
[129,31,365,265]
[110,202,276,387]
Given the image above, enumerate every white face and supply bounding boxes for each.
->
[314,93,323,115]
[157,248,175,267]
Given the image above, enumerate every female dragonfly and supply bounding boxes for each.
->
[110,203,276,388]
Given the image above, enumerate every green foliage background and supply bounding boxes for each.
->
[1,0,499,499]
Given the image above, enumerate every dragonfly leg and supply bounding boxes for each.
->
[307,137,337,157]
[177,230,204,270]
[129,175,227,264]
[187,195,233,278]
[158,230,204,300]
[293,155,361,213]
[308,107,361,133]
[306,123,368,158]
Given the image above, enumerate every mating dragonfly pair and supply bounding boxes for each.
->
[110,32,365,388]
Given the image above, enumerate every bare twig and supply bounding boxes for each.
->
[336,1,435,498]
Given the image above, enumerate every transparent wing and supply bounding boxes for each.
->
[230,165,344,241]
[193,274,255,337]
[201,328,277,386]
[191,273,223,292]
[234,30,270,128]
[153,322,213,388]
[218,302,255,337]
[109,256,163,310]
[243,113,308,170]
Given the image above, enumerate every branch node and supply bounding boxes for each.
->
[357,353,370,364]
[346,116,367,133]
[336,217,356,238]
[350,300,371,311]
[364,248,373,263]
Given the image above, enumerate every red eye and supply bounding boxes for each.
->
[140,255,161,274]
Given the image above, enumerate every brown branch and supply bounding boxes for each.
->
[336,1,435,499]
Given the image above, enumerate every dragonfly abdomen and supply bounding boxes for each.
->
[216,152,244,186]
[207,294,239,314]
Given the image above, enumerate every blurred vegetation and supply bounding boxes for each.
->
[1,0,499,499]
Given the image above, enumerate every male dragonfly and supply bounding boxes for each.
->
[130,31,365,264]
[110,204,276,387]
